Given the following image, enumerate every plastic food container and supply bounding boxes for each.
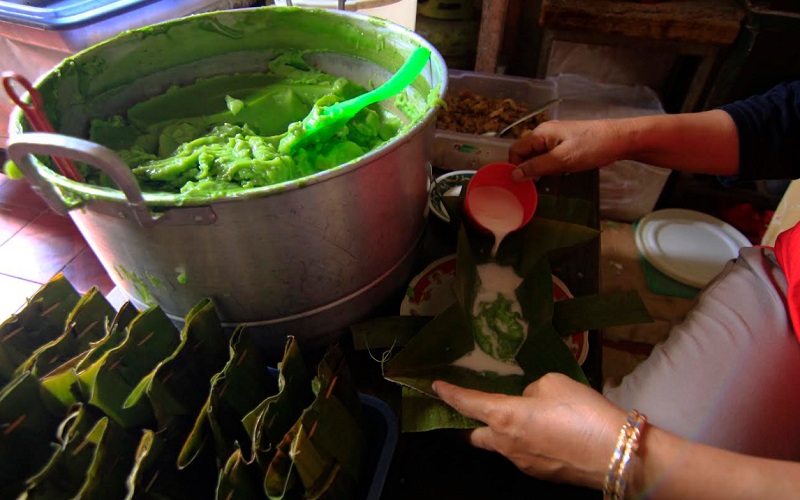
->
[432,70,558,171]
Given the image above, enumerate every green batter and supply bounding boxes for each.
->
[87,51,404,196]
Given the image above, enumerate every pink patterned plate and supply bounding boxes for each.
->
[400,255,588,365]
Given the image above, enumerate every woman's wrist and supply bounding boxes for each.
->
[609,111,740,175]
[602,410,648,500]
[610,117,646,163]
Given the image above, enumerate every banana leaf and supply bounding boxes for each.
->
[534,193,593,226]
[290,344,366,500]
[263,420,303,500]
[178,326,277,468]
[58,302,140,404]
[74,416,139,500]
[552,292,653,337]
[263,344,366,500]
[400,386,479,431]
[25,405,139,500]
[217,449,264,499]
[76,302,139,372]
[40,303,138,408]
[243,337,314,469]
[381,198,651,431]
[127,422,218,500]
[24,405,105,499]
[39,356,86,409]
[0,372,68,498]
[0,274,80,386]
[125,299,229,430]
[176,398,213,471]
[498,217,599,278]
[383,248,588,430]
[15,287,114,379]
[86,306,181,429]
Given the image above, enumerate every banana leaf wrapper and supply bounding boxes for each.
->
[127,423,218,500]
[73,416,139,499]
[24,405,139,500]
[243,336,314,468]
[41,302,139,408]
[24,405,104,499]
[263,344,366,500]
[381,202,651,431]
[263,419,303,499]
[217,449,264,499]
[0,372,69,498]
[76,302,139,373]
[15,287,114,380]
[0,274,80,386]
[84,306,181,429]
[125,298,230,430]
[178,326,277,469]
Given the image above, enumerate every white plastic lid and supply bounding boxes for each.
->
[634,208,752,288]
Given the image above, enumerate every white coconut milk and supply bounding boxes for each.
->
[468,186,524,257]
[452,262,526,376]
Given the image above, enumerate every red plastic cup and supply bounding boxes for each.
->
[463,162,537,236]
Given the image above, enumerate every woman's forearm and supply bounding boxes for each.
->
[629,425,800,498]
[619,109,740,177]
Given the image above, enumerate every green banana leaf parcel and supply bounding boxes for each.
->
[357,196,651,432]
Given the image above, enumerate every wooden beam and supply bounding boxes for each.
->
[475,0,511,73]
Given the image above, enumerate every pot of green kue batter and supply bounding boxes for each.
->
[6,6,447,350]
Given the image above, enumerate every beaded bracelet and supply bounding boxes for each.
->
[603,410,647,500]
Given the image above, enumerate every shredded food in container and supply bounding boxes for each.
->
[436,90,549,138]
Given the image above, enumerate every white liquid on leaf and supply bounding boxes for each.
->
[452,262,526,376]
[469,186,524,257]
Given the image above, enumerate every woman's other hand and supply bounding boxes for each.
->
[432,373,626,489]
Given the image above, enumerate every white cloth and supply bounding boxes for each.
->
[604,247,800,460]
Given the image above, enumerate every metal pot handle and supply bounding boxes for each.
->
[7,132,157,226]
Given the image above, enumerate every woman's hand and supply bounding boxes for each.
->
[509,119,632,179]
[509,110,740,180]
[432,373,626,489]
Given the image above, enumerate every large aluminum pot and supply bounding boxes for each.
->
[6,7,447,349]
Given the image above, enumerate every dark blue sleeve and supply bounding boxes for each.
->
[719,81,800,180]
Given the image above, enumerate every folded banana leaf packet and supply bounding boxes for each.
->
[0,275,375,499]
[352,194,652,432]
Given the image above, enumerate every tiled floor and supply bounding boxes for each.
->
[0,172,114,321]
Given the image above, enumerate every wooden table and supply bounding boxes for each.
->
[349,169,602,499]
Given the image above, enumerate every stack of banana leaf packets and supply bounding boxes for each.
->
[0,275,391,499]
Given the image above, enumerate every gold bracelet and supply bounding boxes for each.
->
[603,410,647,500]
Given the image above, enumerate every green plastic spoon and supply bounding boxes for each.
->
[286,46,432,153]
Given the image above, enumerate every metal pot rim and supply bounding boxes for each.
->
[8,6,449,208]
[34,116,435,208]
